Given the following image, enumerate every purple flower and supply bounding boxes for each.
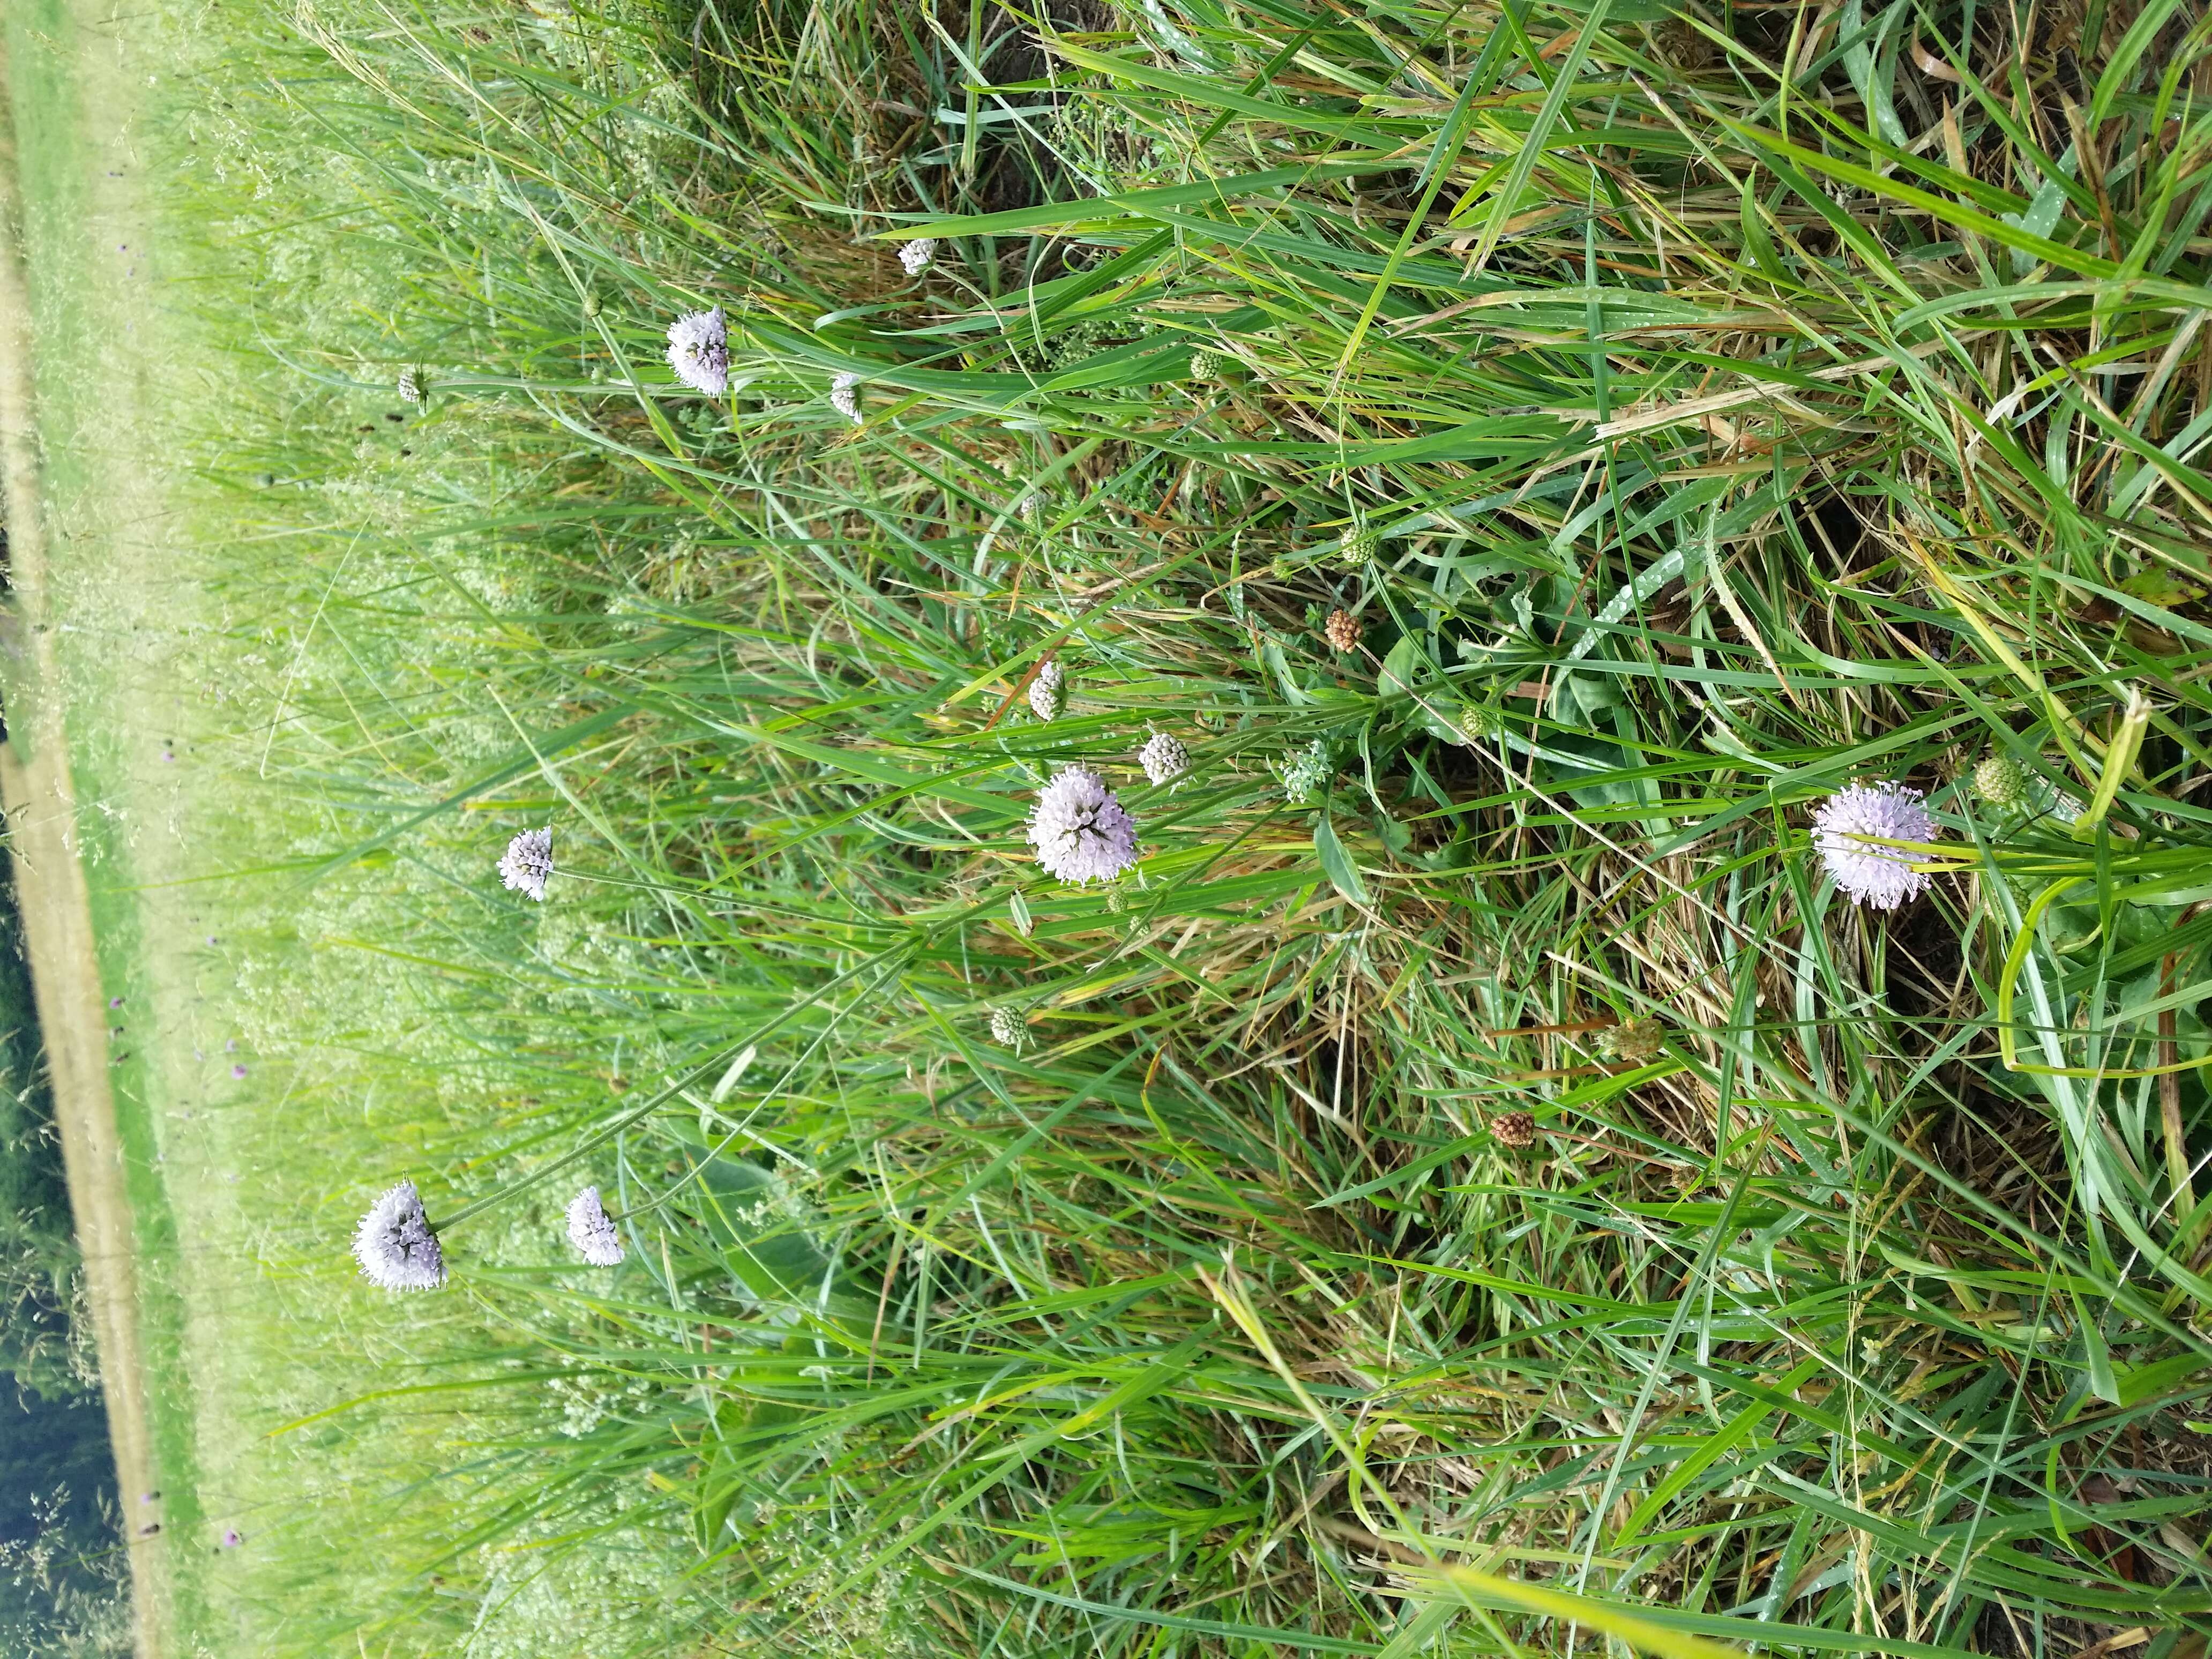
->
[352,1179,447,1292]
[565,1185,624,1266]
[665,308,728,397]
[230,1064,247,1080]
[499,827,554,901]
[1028,766,1139,885]
[1812,782,1938,909]
[221,1528,242,1548]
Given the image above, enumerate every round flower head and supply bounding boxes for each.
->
[898,237,937,277]
[1812,782,1938,909]
[1028,766,1139,885]
[1972,753,2025,808]
[1138,730,1187,787]
[397,367,423,405]
[1279,738,1335,805]
[664,308,729,397]
[352,1179,446,1291]
[499,827,554,902]
[565,1185,624,1266]
[988,1006,1023,1048]
[1028,660,1066,722]
[829,372,863,425]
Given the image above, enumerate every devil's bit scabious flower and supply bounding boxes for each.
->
[397,367,423,405]
[566,1185,624,1266]
[989,1006,1023,1048]
[1974,753,2026,807]
[1029,766,1139,885]
[1028,660,1066,722]
[352,1180,446,1291]
[1492,1110,1536,1150]
[898,237,937,276]
[1812,782,1938,909]
[1189,348,1221,384]
[499,827,554,902]
[1138,731,1187,787]
[830,372,862,425]
[1324,609,1362,653]
[665,308,728,397]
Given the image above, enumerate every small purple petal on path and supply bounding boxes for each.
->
[231,1064,247,1079]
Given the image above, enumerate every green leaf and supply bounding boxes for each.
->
[2073,1289,2121,1405]
[1313,812,1370,906]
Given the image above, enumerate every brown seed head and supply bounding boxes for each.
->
[1599,1017,1664,1065]
[1324,609,1362,653]
[1492,1110,1536,1150]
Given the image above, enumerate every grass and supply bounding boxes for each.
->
[19,0,2212,1652]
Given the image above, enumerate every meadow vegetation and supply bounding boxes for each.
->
[122,0,2212,1650]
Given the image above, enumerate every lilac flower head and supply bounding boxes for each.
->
[898,238,937,277]
[1028,766,1139,885]
[1812,782,1938,909]
[1028,660,1066,722]
[665,308,729,397]
[1138,731,1188,787]
[499,827,553,902]
[221,1528,243,1549]
[352,1179,446,1291]
[829,372,863,425]
[565,1185,624,1266]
